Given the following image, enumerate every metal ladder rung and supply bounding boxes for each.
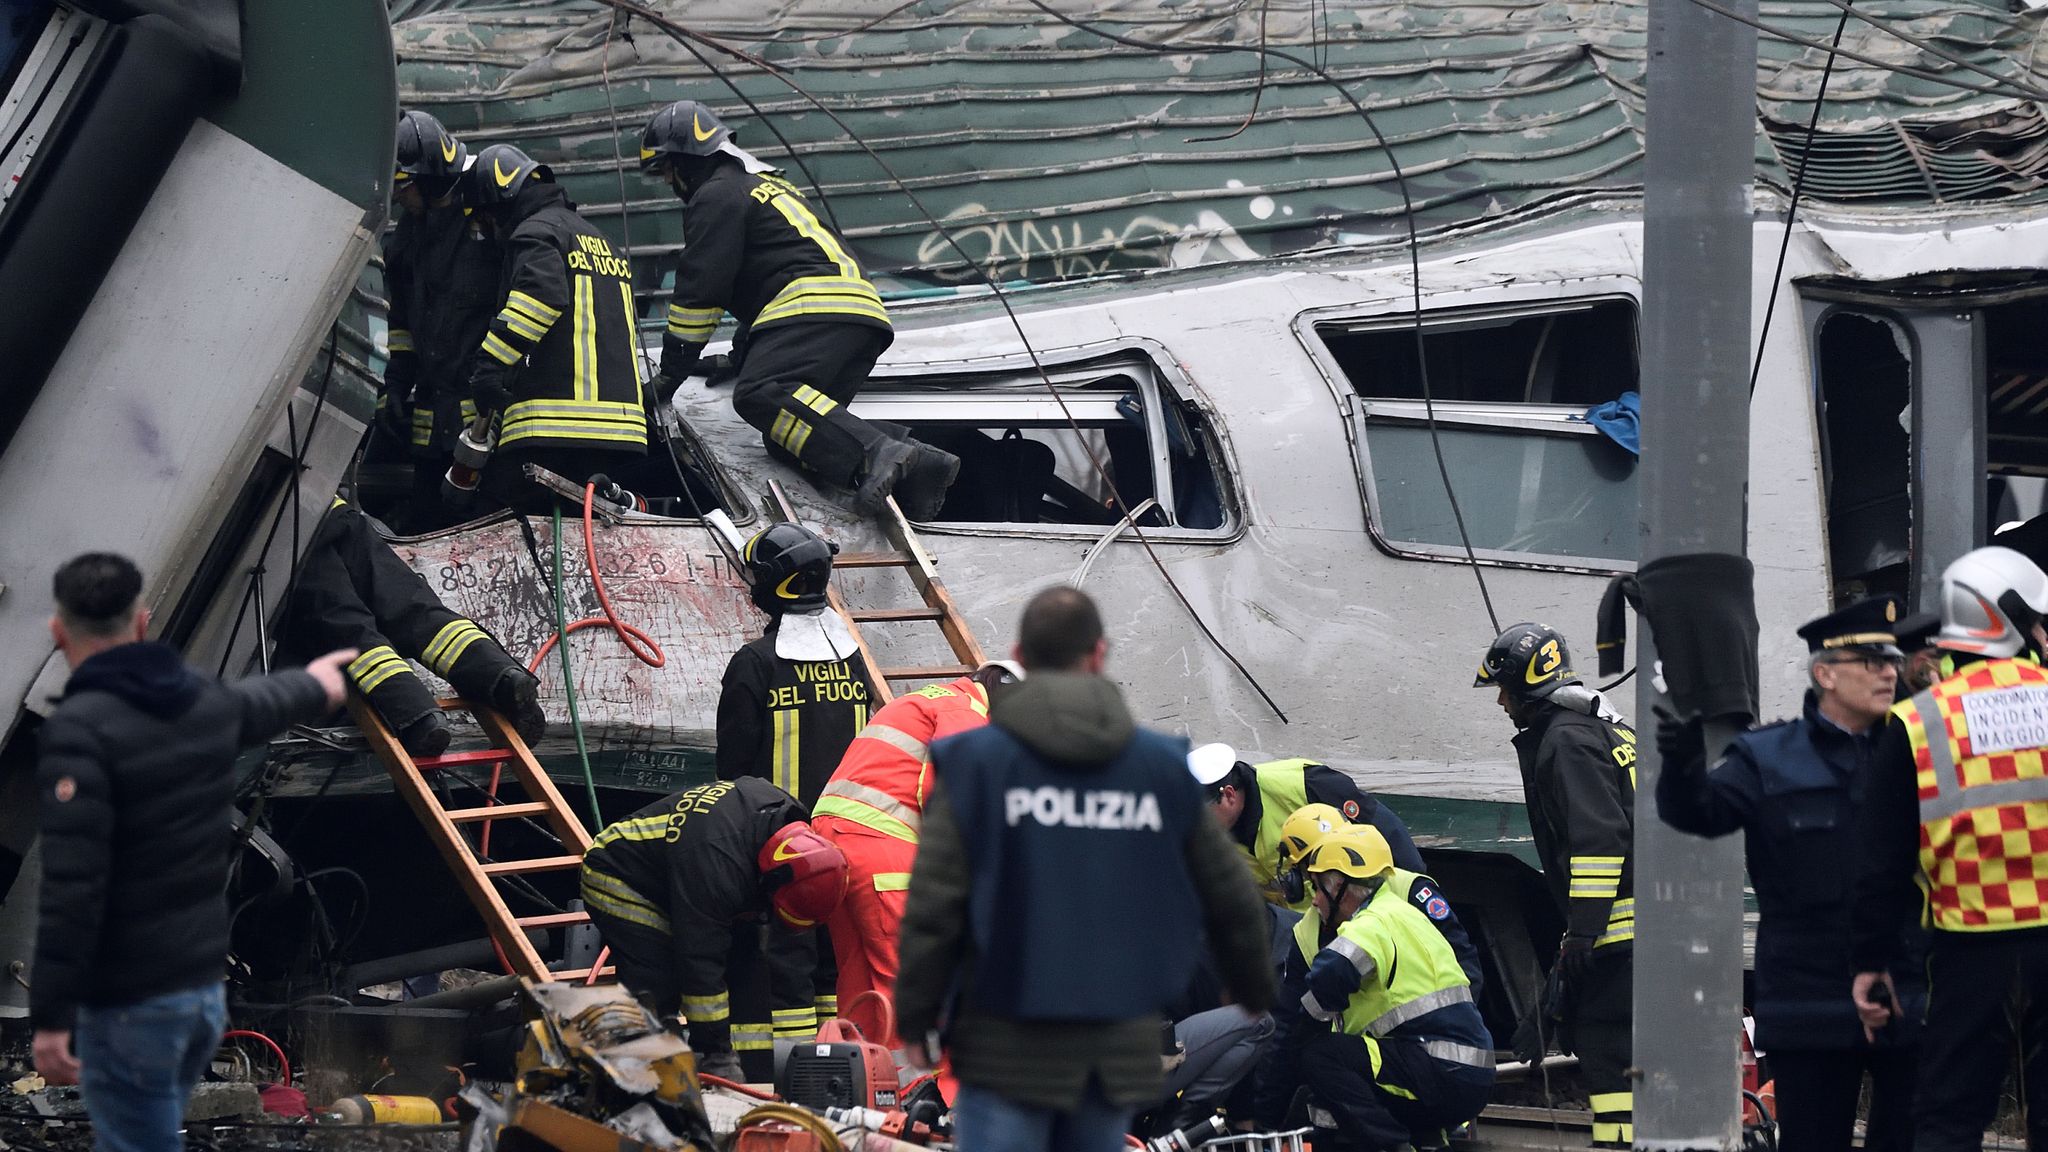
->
[882,664,974,680]
[447,801,553,824]
[480,855,585,876]
[516,912,593,929]
[834,551,913,568]
[850,607,944,622]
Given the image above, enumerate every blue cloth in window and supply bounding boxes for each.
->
[1579,391,1640,455]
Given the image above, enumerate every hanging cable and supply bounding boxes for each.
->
[1750,2,1853,397]
[598,11,661,384]
[590,0,1514,715]
[1009,1,1502,633]
[1184,0,1272,144]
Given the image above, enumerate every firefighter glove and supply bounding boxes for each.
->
[470,378,514,419]
[1654,706,1705,777]
[1558,932,1596,984]
[659,332,702,386]
[374,395,412,446]
[382,351,419,404]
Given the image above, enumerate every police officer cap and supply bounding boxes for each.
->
[1795,595,1903,657]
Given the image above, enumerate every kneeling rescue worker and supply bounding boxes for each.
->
[637,100,959,519]
[1260,825,1494,1150]
[579,778,849,1083]
[1273,803,1484,997]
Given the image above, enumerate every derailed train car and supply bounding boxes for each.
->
[256,0,2048,1035]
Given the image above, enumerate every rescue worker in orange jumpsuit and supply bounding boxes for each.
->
[810,660,1024,1047]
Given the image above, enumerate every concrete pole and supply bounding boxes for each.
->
[1634,0,1758,1139]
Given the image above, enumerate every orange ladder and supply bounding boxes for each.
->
[766,482,986,705]
[350,696,613,983]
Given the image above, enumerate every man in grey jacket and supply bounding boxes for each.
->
[30,553,352,1152]
[895,586,1274,1151]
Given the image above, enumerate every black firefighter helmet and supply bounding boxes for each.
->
[394,110,468,201]
[1474,622,1577,701]
[743,523,837,616]
[639,100,732,174]
[461,143,550,211]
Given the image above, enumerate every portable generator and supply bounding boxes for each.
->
[774,1019,898,1111]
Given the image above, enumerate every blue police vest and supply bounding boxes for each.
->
[935,724,1204,1021]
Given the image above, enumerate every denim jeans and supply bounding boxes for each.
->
[75,983,228,1152]
[951,1083,1134,1152]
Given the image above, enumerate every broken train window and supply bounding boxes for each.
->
[1311,297,1640,567]
[848,348,1232,531]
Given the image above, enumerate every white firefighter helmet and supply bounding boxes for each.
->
[1935,545,2048,658]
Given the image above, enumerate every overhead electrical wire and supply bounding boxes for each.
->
[590,0,1311,720]
[1751,1,1854,397]
[590,0,1519,657]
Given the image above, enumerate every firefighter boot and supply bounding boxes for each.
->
[400,710,453,758]
[490,666,546,746]
[853,439,915,516]
[893,443,960,521]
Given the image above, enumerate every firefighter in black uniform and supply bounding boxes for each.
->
[637,100,959,520]
[579,778,849,1083]
[1475,623,1637,1149]
[1657,597,1922,1152]
[279,498,544,756]
[379,111,499,531]
[459,144,646,512]
[716,523,872,811]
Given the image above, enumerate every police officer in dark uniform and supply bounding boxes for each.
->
[460,144,646,512]
[637,100,959,520]
[580,777,849,1083]
[379,111,499,531]
[279,498,544,756]
[1657,597,1921,1152]
[1475,623,1637,1149]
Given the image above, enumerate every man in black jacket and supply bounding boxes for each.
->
[895,587,1273,1151]
[31,554,351,1151]
[1657,597,1921,1152]
[638,100,958,520]
[1475,622,1637,1149]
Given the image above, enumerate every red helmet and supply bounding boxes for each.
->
[758,822,848,928]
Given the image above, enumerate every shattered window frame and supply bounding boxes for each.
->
[849,338,1241,541]
[1297,292,1642,576]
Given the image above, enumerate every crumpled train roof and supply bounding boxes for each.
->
[392,0,2048,289]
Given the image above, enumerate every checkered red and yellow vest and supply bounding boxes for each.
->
[1894,658,2048,932]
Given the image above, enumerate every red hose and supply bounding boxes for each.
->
[526,483,666,673]
[699,1073,780,1101]
[222,1029,291,1087]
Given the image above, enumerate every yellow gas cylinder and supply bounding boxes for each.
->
[323,1094,446,1124]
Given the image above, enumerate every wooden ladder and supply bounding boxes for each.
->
[350,696,613,983]
[766,482,986,705]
